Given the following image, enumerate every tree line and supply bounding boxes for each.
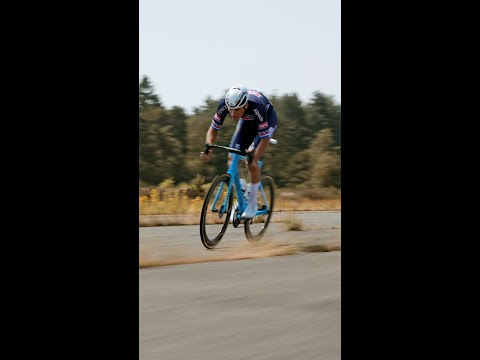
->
[139,75,341,189]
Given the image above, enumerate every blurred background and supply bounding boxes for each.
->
[139,0,341,214]
[139,1,341,358]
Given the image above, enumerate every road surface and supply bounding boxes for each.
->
[140,211,340,267]
[140,251,341,360]
[139,211,341,359]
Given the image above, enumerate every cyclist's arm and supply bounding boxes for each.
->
[207,100,227,146]
[206,126,218,146]
[200,127,217,161]
[202,101,227,161]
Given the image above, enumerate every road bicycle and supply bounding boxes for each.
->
[200,141,277,249]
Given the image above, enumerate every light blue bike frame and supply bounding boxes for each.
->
[210,153,270,220]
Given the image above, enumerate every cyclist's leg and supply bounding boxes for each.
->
[244,107,278,215]
[247,106,278,179]
[227,119,243,168]
[228,119,256,177]
[228,121,256,220]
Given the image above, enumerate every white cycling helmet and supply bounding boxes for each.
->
[225,84,249,109]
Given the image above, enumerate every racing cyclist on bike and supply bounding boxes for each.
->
[200,84,278,219]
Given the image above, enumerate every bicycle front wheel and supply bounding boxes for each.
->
[200,174,233,249]
[244,176,275,243]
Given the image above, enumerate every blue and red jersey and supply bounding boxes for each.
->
[210,89,276,139]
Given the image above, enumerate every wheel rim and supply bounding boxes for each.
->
[201,175,232,247]
[245,177,274,242]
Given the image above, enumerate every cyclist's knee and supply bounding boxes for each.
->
[248,161,259,173]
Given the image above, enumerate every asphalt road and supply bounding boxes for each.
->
[139,211,341,267]
[139,211,341,359]
[140,251,341,360]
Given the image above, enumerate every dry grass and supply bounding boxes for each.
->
[276,198,340,211]
[139,186,340,216]
[139,188,204,215]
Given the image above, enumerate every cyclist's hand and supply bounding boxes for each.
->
[200,147,213,162]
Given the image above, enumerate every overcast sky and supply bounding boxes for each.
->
[140,0,340,114]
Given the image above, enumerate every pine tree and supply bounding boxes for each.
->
[139,75,162,109]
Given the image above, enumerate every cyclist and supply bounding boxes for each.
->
[200,84,278,219]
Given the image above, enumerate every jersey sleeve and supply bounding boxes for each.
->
[210,98,229,131]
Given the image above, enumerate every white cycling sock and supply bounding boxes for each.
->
[248,182,260,206]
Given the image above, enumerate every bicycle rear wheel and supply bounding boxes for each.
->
[200,174,233,249]
[244,176,275,243]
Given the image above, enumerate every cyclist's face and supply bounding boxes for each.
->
[228,106,245,121]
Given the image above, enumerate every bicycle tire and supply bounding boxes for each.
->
[200,174,233,249]
[244,176,275,243]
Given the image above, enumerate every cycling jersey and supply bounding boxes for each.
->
[210,89,277,139]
